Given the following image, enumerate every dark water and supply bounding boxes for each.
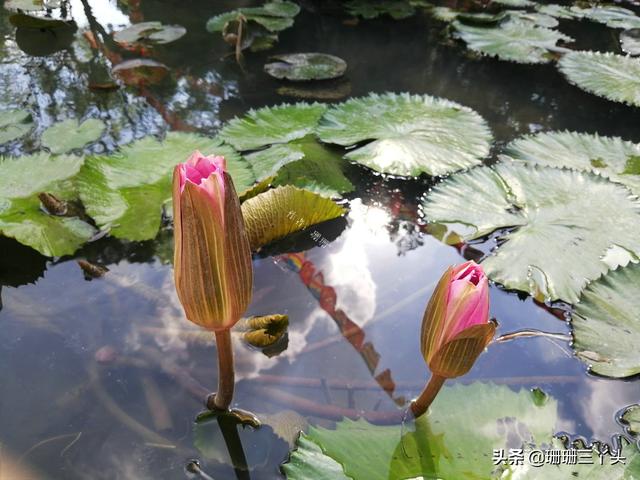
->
[1,1,640,478]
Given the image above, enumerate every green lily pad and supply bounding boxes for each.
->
[220,102,327,151]
[316,92,493,177]
[621,404,640,436]
[5,0,61,11]
[0,153,83,199]
[272,143,354,198]
[219,103,352,196]
[0,153,95,257]
[283,382,558,480]
[535,4,576,19]
[571,5,640,30]
[206,1,300,33]
[621,29,640,56]
[422,162,640,303]
[41,118,106,154]
[113,21,186,46]
[344,0,415,20]
[284,435,349,480]
[504,131,640,195]
[456,11,510,26]
[572,263,640,378]
[264,53,347,81]
[428,6,460,22]
[511,439,640,478]
[0,109,32,145]
[77,133,254,241]
[241,186,345,250]
[557,51,640,107]
[452,19,572,64]
[492,0,535,7]
[508,10,559,28]
[246,136,354,197]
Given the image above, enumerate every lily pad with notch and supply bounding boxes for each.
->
[317,92,493,177]
[264,53,347,81]
[422,162,640,303]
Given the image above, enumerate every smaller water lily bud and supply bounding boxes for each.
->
[412,261,496,418]
[420,261,496,378]
[172,151,253,331]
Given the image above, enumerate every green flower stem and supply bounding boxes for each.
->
[410,374,446,418]
[213,329,235,410]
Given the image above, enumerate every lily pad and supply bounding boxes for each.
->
[77,133,254,241]
[0,153,95,257]
[272,144,354,198]
[621,29,640,56]
[621,404,640,436]
[206,1,300,33]
[316,92,492,177]
[508,11,559,29]
[571,5,640,30]
[572,263,640,378]
[492,0,535,7]
[535,4,576,19]
[219,103,353,196]
[41,118,106,154]
[241,186,345,250]
[9,13,71,29]
[283,382,558,480]
[557,51,640,107]
[422,162,640,303]
[264,53,347,81]
[504,131,640,195]
[511,439,640,478]
[344,0,415,20]
[113,21,186,46]
[112,59,169,87]
[220,102,326,151]
[0,109,32,145]
[5,0,61,11]
[452,19,572,64]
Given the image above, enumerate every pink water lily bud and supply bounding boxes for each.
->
[420,261,496,378]
[173,151,253,331]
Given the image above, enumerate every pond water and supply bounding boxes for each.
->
[1,1,640,479]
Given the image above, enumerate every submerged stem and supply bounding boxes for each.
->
[410,374,446,418]
[212,329,235,410]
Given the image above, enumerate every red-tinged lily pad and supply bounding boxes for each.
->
[112,59,169,87]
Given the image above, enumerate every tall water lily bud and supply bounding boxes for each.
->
[173,151,253,331]
[420,261,495,378]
